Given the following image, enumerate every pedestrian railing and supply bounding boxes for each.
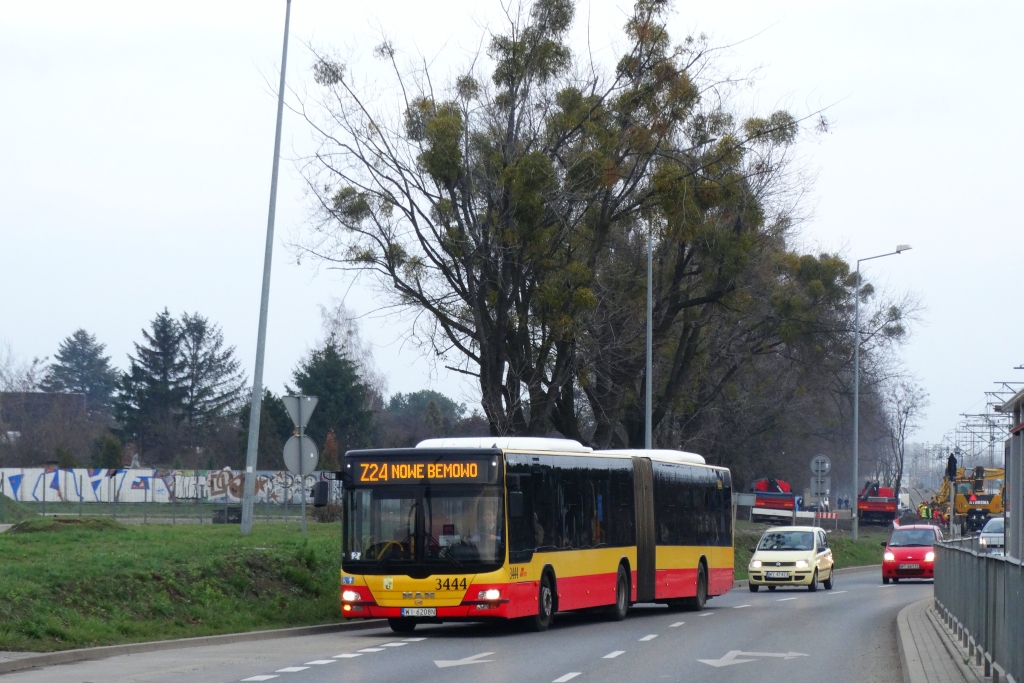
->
[934,542,1022,683]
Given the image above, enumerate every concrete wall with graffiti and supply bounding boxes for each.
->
[0,468,328,504]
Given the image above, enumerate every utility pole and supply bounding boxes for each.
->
[852,245,911,542]
[241,0,292,535]
[646,231,652,450]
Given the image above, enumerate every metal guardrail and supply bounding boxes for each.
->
[934,541,1022,682]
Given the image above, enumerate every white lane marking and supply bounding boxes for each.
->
[304,660,336,665]
[333,654,362,658]
[554,674,582,682]
[382,642,408,647]
[670,621,685,627]
[777,597,797,602]
[640,634,658,641]
[403,637,427,641]
[828,590,848,595]
[604,651,625,659]
[698,612,713,617]
[733,604,751,609]
[699,650,809,668]
[878,585,892,588]
[358,648,385,652]
[434,652,495,668]
[275,667,308,673]
[242,677,278,681]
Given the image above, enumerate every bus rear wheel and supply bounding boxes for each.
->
[388,618,417,633]
[608,565,630,621]
[684,563,708,611]
[528,574,555,632]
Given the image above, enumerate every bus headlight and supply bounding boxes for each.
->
[342,590,360,602]
[750,560,762,569]
[795,560,809,569]
[925,552,935,562]
[478,589,501,600]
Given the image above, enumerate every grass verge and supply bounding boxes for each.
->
[0,519,343,652]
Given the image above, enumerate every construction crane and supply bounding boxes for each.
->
[929,466,1004,532]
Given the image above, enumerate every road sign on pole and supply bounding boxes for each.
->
[810,455,831,476]
[283,396,318,430]
[281,395,318,536]
[810,477,831,497]
[283,435,319,476]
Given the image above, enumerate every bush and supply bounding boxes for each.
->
[307,504,342,523]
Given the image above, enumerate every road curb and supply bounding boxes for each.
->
[732,563,881,589]
[0,620,386,676]
[897,600,929,683]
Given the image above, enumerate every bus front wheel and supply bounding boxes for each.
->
[388,618,417,633]
[528,574,555,632]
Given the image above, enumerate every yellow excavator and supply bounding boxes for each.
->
[929,466,1004,532]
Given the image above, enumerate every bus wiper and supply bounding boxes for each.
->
[438,545,465,568]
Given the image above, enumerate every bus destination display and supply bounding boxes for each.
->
[353,459,496,485]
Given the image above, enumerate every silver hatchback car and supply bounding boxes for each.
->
[979,516,1004,554]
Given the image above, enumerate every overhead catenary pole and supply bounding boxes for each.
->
[646,231,653,450]
[851,244,911,542]
[241,0,293,535]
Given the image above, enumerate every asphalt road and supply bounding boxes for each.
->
[6,570,930,683]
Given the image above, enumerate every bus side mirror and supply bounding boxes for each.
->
[509,491,524,518]
[313,481,330,508]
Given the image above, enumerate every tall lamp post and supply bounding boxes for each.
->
[852,244,912,541]
[240,0,293,535]
[645,139,715,450]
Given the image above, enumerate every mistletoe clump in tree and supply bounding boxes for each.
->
[299,0,871,445]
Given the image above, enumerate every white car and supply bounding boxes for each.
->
[748,526,835,591]
[978,516,1004,554]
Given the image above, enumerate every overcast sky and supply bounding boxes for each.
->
[2,0,1022,445]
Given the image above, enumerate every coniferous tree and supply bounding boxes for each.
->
[291,335,373,454]
[40,330,119,416]
[179,313,246,438]
[115,309,186,461]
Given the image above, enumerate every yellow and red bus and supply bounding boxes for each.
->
[337,437,733,633]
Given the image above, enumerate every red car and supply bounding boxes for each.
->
[881,524,943,583]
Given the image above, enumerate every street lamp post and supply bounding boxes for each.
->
[240,0,293,535]
[852,244,912,541]
[645,139,714,451]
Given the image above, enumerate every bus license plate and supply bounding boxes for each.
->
[766,571,789,579]
[401,608,436,617]
[898,564,919,570]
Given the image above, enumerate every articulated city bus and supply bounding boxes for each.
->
[337,437,733,633]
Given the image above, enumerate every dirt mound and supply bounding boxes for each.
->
[8,518,127,534]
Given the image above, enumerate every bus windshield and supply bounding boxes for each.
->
[343,485,505,574]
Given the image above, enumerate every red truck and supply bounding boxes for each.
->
[749,478,799,522]
[857,480,898,524]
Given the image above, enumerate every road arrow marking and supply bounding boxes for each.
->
[699,651,809,668]
[434,652,495,668]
